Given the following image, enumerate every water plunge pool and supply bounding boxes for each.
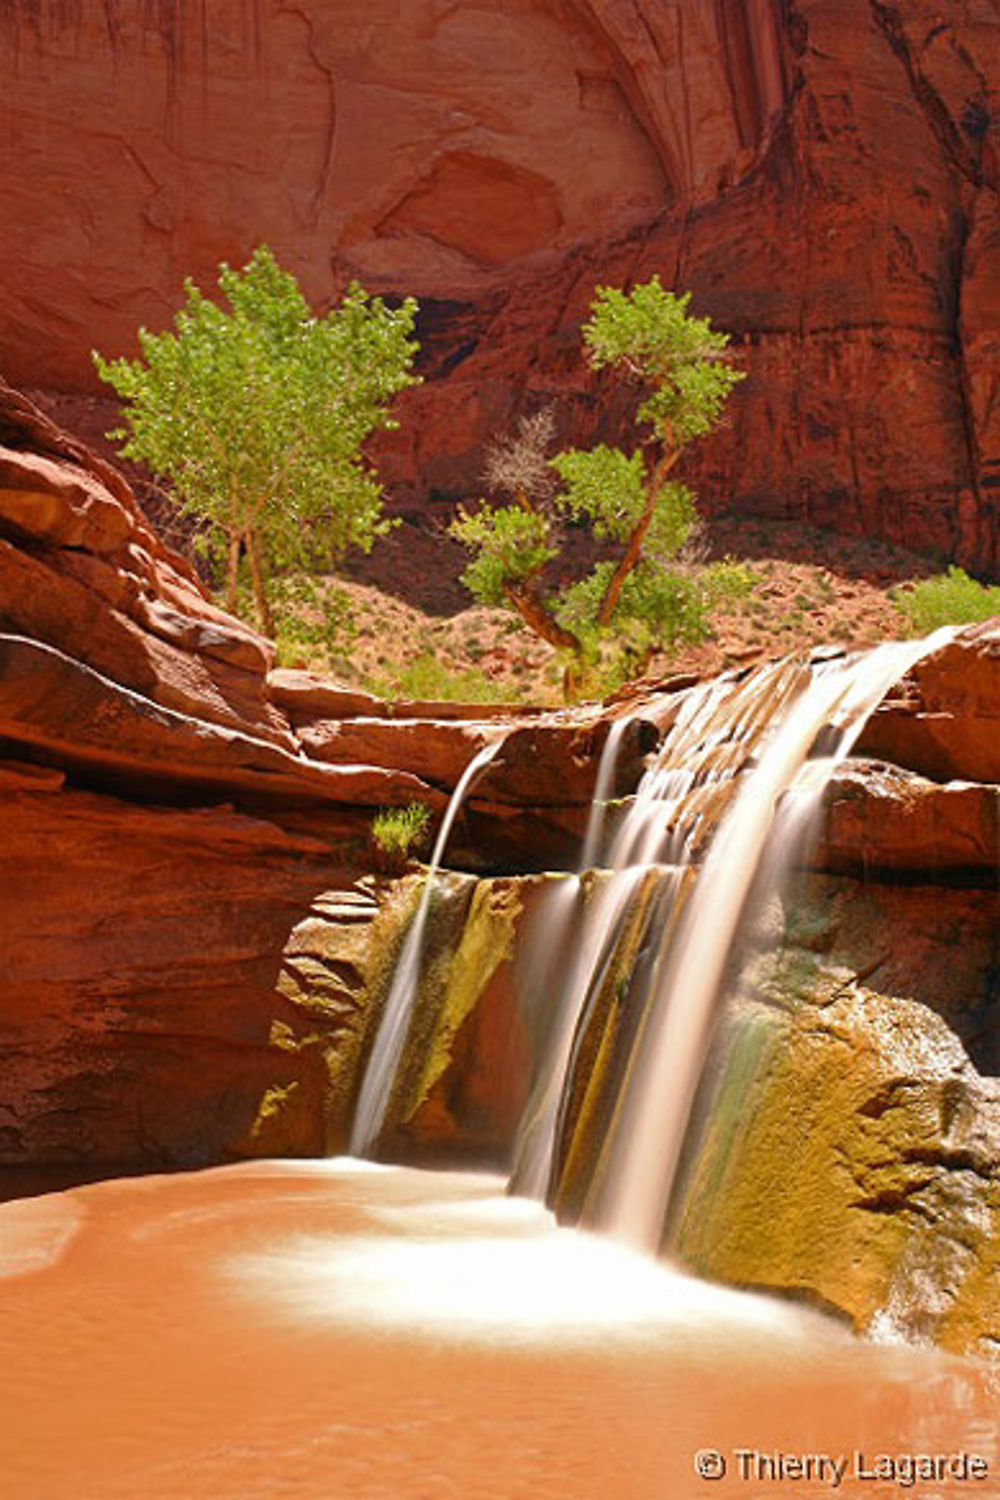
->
[1,1158,995,1498]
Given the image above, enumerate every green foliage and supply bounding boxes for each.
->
[893,567,1000,634]
[643,481,700,560]
[557,560,709,672]
[268,577,357,670]
[451,277,745,698]
[549,445,647,542]
[94,246,419,629]
[368,653,510,705]
[583,277,744,440]
[371,804,432,867]
[701,558,756,606]
[451,504,554,607]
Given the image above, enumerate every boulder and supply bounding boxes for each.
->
[856,622,1000,783]
[297,717,499,789]
[675,873,1000,1354]
[266,669,390,724]
[818,761,999,880]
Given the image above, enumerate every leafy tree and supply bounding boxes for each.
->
[451,278,745,693]
[94,247,419,635]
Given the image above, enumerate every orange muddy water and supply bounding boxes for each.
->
[1,1160,996,1500]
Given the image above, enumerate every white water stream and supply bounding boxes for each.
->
[353,632,955,1261]
[349,740,501,1157]
[600,632,955,1249]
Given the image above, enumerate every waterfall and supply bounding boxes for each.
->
[351,629,956,1263]
[511,631,955,1253]
[511,658,803,1203]
[349,740,501,1158]
[512,717,638,1198]
[599,634,953,1250]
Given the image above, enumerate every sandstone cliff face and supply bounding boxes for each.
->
[1,1,996,570]
[0,384,641,1165]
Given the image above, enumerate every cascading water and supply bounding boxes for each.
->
[513,658,806,1203]
[349,739,501,1157]
[597,631,954,1251]
[512,717,638,1198]
[351,631,957,1261]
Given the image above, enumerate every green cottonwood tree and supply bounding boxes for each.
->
[451,278,746,693]
[94,247,419,635]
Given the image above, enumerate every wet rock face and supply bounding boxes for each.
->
[673,873,1000,1355]
[1,2,997,568]
[354,873,550,1166]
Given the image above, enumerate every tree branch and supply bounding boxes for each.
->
[504,581,581,655]
[596,447,680,627]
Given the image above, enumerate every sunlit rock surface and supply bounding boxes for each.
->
[675,873,1000,1356]
[1,1,997,567]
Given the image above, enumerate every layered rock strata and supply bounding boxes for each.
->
[1,386,998,1359]
[0,385,643,1163]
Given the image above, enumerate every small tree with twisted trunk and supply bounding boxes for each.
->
[451,278,745,695]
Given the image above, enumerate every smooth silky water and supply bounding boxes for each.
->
[1,1159,997,1499]
[5,632,996,1498]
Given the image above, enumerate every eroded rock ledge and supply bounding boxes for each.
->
[0,385,998,1355]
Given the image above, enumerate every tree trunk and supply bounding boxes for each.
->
[504,581,581,657]
[226,528,241,615]
[245,526,275,638]
[596,448,680,628]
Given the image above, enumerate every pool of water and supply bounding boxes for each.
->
[1,1159,996,1498]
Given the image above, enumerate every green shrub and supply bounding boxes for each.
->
[701,558,756,606]
[371,804,432,871]
[451,277,745,698]
[95,246,419,635]
[893,567,1000,634]
[368,653,510,704]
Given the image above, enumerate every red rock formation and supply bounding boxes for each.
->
[0,377,289,745]
[819,761,998,878]
[0,780,386,1165]
[0,379,995,1181]
[856,620,1000,781]
[1,1,996,571]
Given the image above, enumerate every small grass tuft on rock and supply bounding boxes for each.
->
[371,804,432,873]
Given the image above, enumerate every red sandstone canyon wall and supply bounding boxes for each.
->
[0,0,997,571]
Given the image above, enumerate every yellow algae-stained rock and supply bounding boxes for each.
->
[674,875,1000,1355]
[357,873,561,1166]
[239,885,384,1158]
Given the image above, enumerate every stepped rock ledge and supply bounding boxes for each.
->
[0,384,997,1353]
